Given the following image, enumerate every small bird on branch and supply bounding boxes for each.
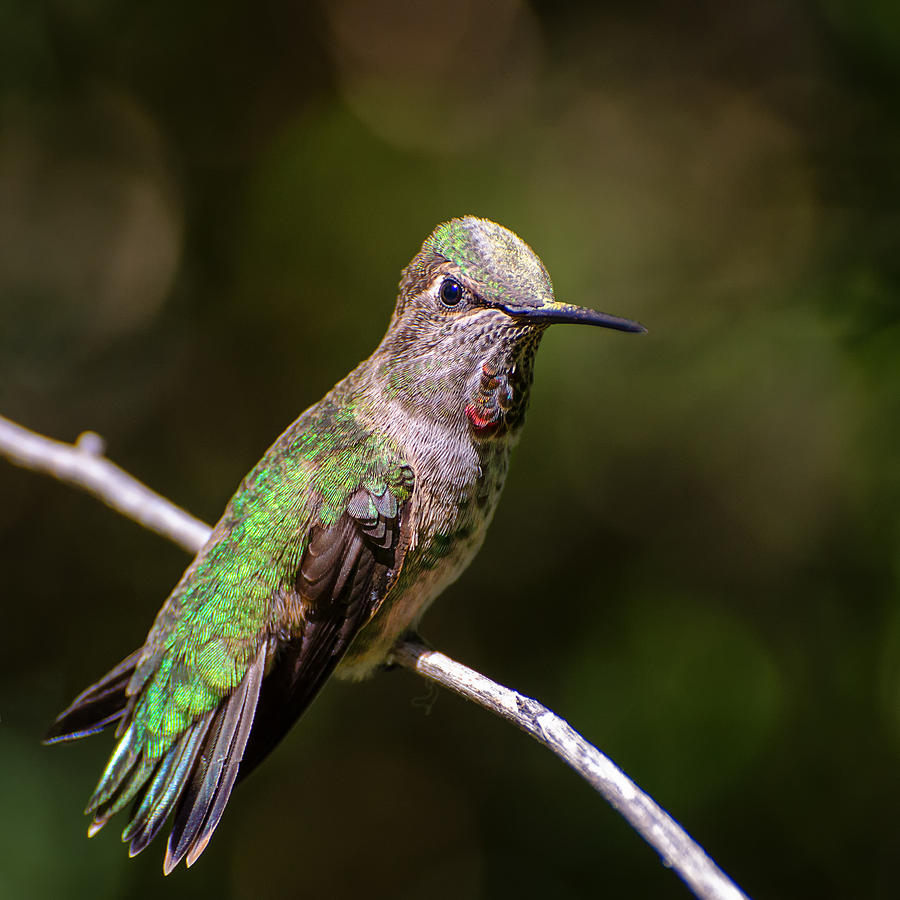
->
[45,216,645,872]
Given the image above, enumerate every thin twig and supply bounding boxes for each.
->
[0,412,750,900]
[0,415,209,553]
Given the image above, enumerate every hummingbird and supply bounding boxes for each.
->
[45,216,645,872]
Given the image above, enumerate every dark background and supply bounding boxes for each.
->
[2,1,899,897]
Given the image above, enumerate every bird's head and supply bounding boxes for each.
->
[388,216,644,355]
[372,217,645,425]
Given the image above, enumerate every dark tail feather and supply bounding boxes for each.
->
[163,641,268,874]
[123,711,214,857]
[44,650,142,744]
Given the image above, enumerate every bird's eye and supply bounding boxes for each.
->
[439,278,463,307]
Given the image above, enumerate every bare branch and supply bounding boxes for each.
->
[393,641,749,900]
[0,415,210,553]
[0,412,750,900]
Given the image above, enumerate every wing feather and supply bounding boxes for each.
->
[236,481,409,782]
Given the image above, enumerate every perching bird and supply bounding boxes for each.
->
[46,216,645,872]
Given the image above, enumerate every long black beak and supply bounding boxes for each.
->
[499,300,647,333]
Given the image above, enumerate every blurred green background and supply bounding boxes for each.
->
[2,0,899,897]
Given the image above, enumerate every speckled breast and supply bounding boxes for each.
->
[336,429,516,680]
